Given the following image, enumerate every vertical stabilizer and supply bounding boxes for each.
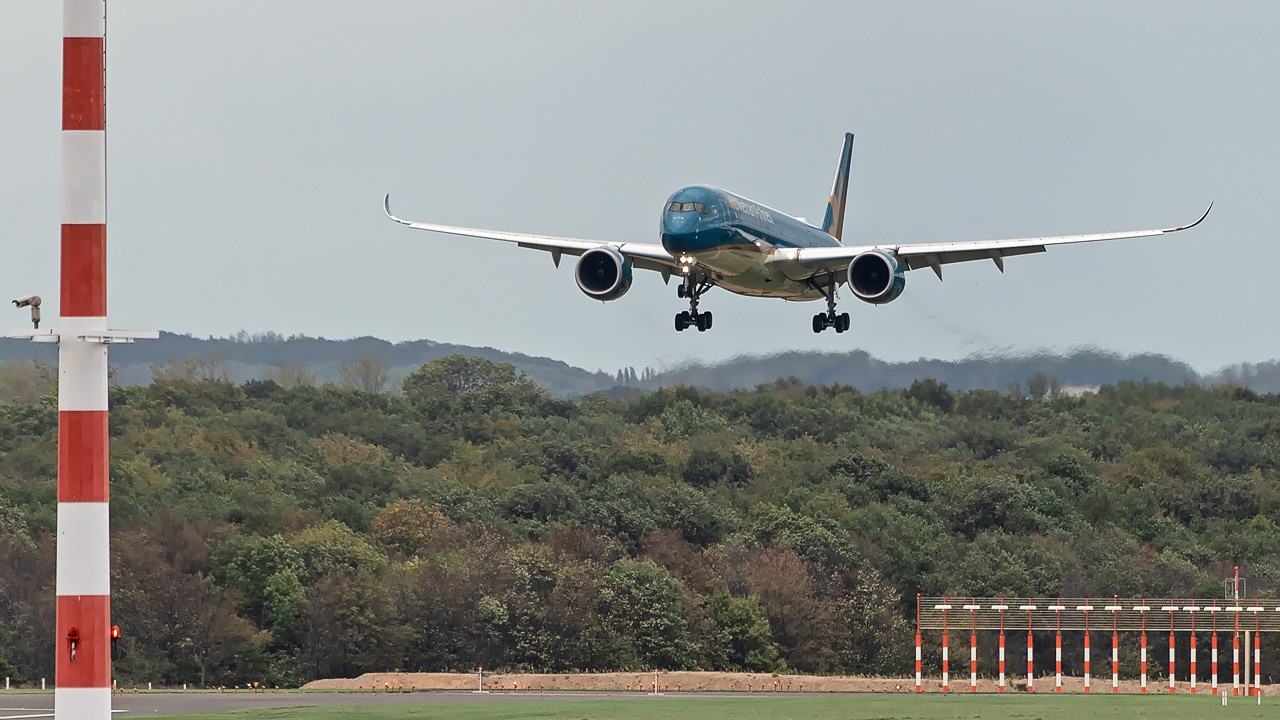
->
[821,132,855,242]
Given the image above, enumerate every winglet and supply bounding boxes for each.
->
[820,133,855,242]
[383,194,408,225]
[1168,202,1213,233]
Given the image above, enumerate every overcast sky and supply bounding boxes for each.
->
[2,2,1276,374]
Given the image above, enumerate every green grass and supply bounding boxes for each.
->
[150,693,1275,720]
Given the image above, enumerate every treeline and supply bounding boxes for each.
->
[0,355,1279,688]
[9,331,1280,398]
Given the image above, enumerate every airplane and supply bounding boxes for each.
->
[384,133,1210,334]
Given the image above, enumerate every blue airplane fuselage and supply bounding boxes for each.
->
[659,185,841,300]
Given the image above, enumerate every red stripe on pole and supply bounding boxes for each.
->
[1254,634,1260,697]
[55,594,111,687]
[62,38,104,131]
[1084,633,1091,692]
[61,224,107,317]
[998,632,1005,692]
[57,411,109,502]
[914,632,921,692]
[1212,632,1218,694]
[1027,631,1034,692]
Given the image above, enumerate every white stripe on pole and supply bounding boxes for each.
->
[54,688,111,719]
[57,318,109,412]
[63,1,104,35]
[55,503,110,596]
[60,132,106,224]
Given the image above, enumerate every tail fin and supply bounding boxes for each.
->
[821,132,854,242]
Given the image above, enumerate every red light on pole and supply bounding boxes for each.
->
[67,627,80,663]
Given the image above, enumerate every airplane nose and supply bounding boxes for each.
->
[661,212,697,253]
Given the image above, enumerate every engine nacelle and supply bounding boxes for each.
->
[575,247,633,301]
[847,250,906,305]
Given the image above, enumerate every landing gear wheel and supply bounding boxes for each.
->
[836,313,850,333]
[676,273,714,333]
[812,314,825,334]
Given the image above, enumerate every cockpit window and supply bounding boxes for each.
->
[668,201,710,214]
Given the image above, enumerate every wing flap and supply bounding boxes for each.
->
[385,194,677,271]
[790,204,1211,276]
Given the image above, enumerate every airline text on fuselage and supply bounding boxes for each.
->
[728,196,774,224]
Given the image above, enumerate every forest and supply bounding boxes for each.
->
[0,353,1278,688]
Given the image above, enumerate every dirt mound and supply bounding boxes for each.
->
[303,671,1274,695]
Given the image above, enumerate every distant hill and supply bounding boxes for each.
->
[0,331,1275,397]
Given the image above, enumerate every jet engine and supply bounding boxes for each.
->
[847,250,906,304]
[575,247,633,301]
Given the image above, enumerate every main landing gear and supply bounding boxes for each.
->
[812,274,850,334]
[675,274,713,332]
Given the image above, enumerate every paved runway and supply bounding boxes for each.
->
[0,689,757,717]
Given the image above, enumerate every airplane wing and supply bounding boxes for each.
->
[788,203,1212,280]
[383,195,678,274]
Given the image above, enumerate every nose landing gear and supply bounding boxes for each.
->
[675,273,713,332]
[811,273,850,333]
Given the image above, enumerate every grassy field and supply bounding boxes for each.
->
[151,693,1274,720]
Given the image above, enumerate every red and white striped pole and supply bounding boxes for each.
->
[1111,598,1119,693]
[58,0,111,717]
[1208,602,1218,691]
[1234,628,1240,696]
[969,600,978,693]
[1140,633,1148,693]
[915,595,921,693]
[997,600,1006,693]
[1054,602,1062,692]
[1208,627,1218,696]
[1139,601,1148,694]
[941,632,949,691]
[1168,604,1176,694]
[1026,602,1034,694]
[1253,618,1261,697]
[1082,601,1092,693]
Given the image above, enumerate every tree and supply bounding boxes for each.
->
[264,358,317,389]
[597,559,696,670]
[706,594,781,671]
[340,352,390,393]
[402,354,520,401]
[0,360,55,403]
[371,499,453,557]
